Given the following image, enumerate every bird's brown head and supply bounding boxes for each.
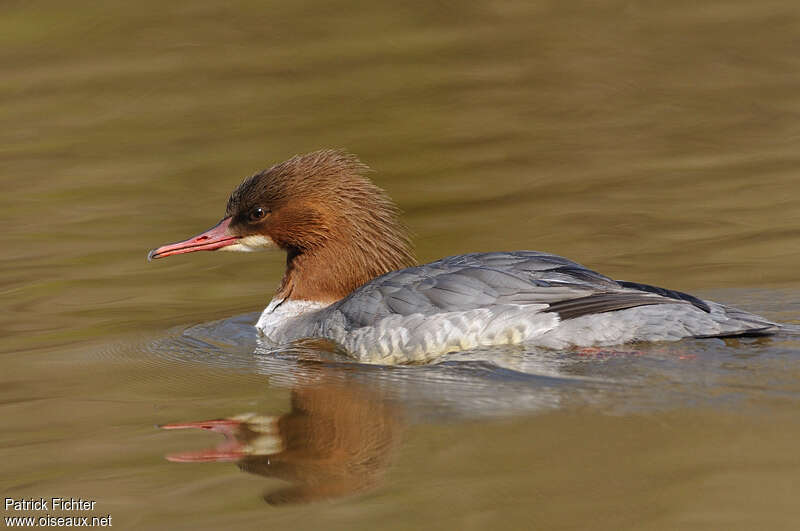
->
[149,150,415,302]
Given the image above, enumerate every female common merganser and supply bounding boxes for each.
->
[149,150,778,364]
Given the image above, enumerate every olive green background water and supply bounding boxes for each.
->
[2,1,800,529]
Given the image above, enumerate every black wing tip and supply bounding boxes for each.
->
[694,325,780,339]
[545,293,665,320]
[617,280,711,313]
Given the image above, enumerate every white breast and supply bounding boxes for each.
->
[255,298,330,343]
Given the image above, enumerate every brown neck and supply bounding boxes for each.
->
[276,236,415,303]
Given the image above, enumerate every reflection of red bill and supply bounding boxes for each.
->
[159,419,245,462]
[164,447,244,463]
[159,419,242,432]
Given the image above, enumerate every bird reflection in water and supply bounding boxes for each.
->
[157,337,646,505]
[160,363,403,505]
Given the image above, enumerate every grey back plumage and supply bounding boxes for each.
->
[327,251,659,324]
[322,251,775,337]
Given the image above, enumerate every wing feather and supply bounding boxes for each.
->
[328,251,705,328]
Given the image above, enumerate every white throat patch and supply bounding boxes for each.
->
[220,234,275,253]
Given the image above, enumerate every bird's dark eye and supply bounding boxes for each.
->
[249,207,267,222]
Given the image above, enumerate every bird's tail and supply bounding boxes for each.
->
[778,323,800,335]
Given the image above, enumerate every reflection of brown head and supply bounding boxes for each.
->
[161,381,403,505]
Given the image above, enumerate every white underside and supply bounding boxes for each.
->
[256,299,563,363]
[254,296,768,365]
[254,298,583,364]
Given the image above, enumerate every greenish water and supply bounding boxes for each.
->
[2,1,800,529]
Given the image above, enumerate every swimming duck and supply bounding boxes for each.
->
[149,150,777,363]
